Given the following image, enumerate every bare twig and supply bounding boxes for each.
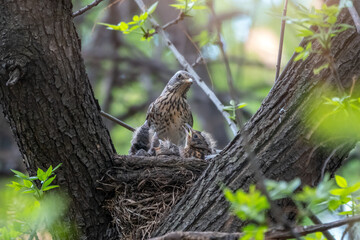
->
[73,0,106,17]
[267,215,360,239]
[275,0,289,81]
[348,3,360,34]
[100,110,135,132]
[208,0,242,126]
[327,54,345,95]
[148,215,360,240]
[308,212,336,240]
[162,12,185,31]
[191,56,204,68]
[134,0,238,135]
[320,144,344,181]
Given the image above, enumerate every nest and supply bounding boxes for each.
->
[100,155,208,239]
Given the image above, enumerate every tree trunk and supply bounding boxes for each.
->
[152,8,360,236]
[0,0,116,239]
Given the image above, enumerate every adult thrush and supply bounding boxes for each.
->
[181,125,216,160]
[146,70,194,146]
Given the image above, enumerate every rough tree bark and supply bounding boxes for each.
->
[151,8,360,237]
[0,0,116,239]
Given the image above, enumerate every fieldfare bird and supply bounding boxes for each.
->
[129,71,193,155]
[181,125,216,160]
[146,70,194,146]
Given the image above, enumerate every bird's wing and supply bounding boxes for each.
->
[189,110,194,127]
[146,102,155,126]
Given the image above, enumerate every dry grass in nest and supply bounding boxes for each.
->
[106,177,193,239]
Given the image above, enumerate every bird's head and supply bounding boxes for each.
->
[183,124,213,150]
[163,70,194,97]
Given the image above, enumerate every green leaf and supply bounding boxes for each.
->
[45,165,53,179]
[294,52,305,61]
[297,29,314,37]
[335,175,348,188]
[119,22,129,31]
[329,188,344,196]
[98,23,122,31]
[347,182,360,193]
[192,5,207,10]
[313,63,329,75]
[338,210,353,215]
[42,176,56,190]
[328,199,341,211]
[169,4,186,9]
[148,1,158,14]
[7,181,25,191]
[23,179,33,188]
[42,185,60,192]
[37,168,46,182]
[22,189,36,194]
[327,15,337,24]
[52,163,62,172]
[132,15,139,22]
[237,103,247,109]
[10,169,28,179]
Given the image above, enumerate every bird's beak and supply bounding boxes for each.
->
[183,123,192,136]
[185,78,193,84]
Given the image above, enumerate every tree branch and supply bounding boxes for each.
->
[134,0,238,136]
[148,215,360,240]
[72,0,106,17]
[348,3,360,34]
[275,0,288,81]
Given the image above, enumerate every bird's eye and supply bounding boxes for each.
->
[177,74,182,79]
[193,134,198,139]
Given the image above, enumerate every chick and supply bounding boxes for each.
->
[181,125,216,160]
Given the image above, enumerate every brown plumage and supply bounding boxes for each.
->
[128,121,153,156]
[181,126,216,160]
[149,133,180,157]
[146,70,194,146]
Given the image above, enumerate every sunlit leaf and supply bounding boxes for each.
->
[42,185,60,192]
[329,188,344,196]
[313,63,329,75]
[148,1,158,14]
[10,169,28,179]
[335,175,348,188]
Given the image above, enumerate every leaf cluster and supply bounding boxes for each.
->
[289,3,353,74]
[223,185,269,240]
[170,0,207,15]
[99,2,158,41]
[223,174,360,239]
[223,100,247,121]
[7,163,62,200]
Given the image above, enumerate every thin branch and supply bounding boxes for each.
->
[267,215,360,239]
[134,0,238,136]
[208,0,242,126]
[148,215,360,240]
[100,110,135,132]
[275,0,289,81]
[162,12,185,31]
[308,212,336,240]
[320,144,344,181]
[191,56,204,68]
[72,0,105,17]
[348,3,360,34]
